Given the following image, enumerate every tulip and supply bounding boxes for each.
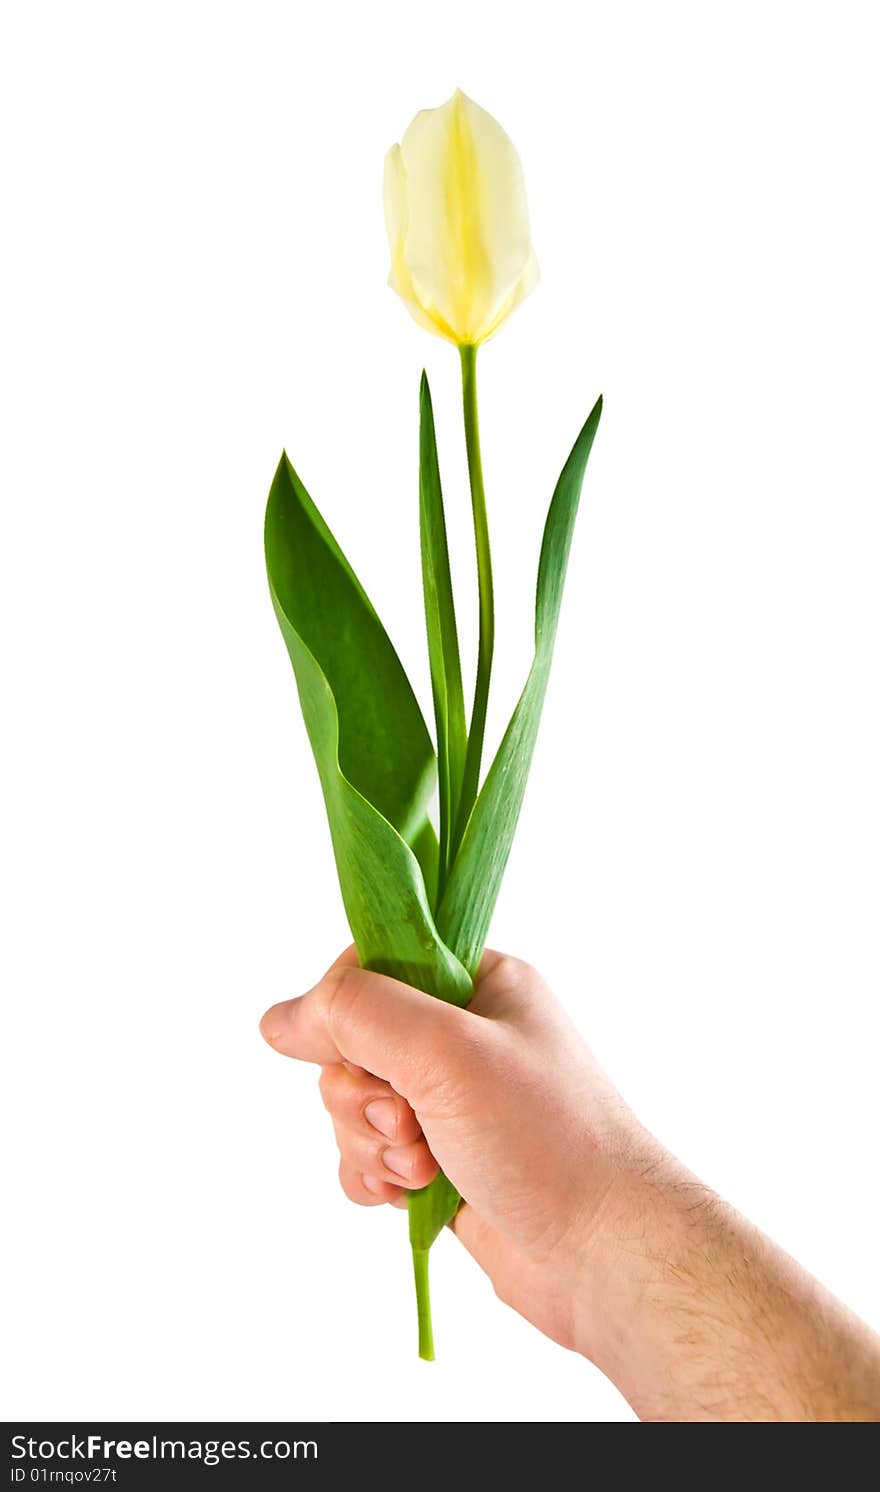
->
[385,93,538,837]
[383,89,538,348]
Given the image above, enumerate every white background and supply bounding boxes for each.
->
[2,0,878,1424]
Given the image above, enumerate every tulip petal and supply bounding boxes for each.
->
[384,144,457,341]
[385,91,537,346]
[479,243,540,344]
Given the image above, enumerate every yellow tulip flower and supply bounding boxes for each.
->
[384,90,538,347]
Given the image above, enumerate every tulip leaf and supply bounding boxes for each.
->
[265,453,471,1004]
[419,373,467,901]
[438,395,603,972]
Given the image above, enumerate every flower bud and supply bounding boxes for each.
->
[384,90,538,347]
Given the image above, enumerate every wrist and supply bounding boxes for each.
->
[567,1135,726,1415]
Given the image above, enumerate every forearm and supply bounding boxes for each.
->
[576,1148,880,1422]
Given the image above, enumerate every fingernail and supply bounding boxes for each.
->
[362,1174,383,1194]
[364,1099,397,1139]
[381,1146,413,1179]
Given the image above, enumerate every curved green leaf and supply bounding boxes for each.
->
[265,453,470,1004]
[437,396,603,974]
[267,452,432,843]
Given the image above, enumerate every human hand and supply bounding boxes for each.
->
[259,947,658,1355]
[260,948,880,1420]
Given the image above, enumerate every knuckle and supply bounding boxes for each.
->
[413,1148,439,1185]
[492,1275,513,1308]
[319,1063,358,1119]
[491,951,538,995]
[333,1122,360,1168]
[489,951,524,983]
[324,960,361,1013]
[364,1131,385,1166]
[474,950,547,1025]
[396,1104,420,1143]
[337,1161,357,1201]
[513,956,539,986]
[480,949,526,984]
[338,1161,373,1207]
[323,964,370,1050]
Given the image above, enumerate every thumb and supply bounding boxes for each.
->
[260,958,484,1107]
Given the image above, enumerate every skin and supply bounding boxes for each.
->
[260,948,880,1422]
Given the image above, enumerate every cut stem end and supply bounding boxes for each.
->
[412,1247,435,1361]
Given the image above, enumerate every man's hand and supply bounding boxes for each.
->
[261,947,632,1352]
[261,949,880,1421]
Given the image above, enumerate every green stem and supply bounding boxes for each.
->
[412,1248,435,1361]
[456,342,493,847]
[408,1171,461,1360]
